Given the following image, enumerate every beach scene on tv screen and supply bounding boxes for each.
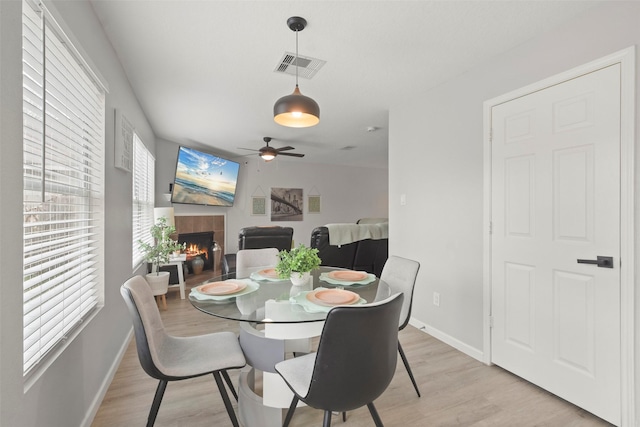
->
[172,147,239,206]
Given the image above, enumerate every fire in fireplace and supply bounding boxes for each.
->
[178,231,215,273]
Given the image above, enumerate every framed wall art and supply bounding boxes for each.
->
[114,109,133,172]
[308,195,321,214]
[271,187,303,222]
[252,196,266,216]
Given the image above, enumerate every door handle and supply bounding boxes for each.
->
[576,256,613,268]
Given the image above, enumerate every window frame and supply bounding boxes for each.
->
[22,0,106,379]
[132,134,155,269]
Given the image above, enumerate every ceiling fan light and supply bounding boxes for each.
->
[260,145,278,161]
[273,86,320,128]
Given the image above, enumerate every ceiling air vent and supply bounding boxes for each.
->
[274,52,326,79]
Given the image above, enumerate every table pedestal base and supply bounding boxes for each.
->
[238,367,283,427]
[237,320,318,426]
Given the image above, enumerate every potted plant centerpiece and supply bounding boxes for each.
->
[138,217,185,295]
[275,244,322,286]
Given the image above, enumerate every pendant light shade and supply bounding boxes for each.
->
[273,17,320,128]
[274,85,320,127]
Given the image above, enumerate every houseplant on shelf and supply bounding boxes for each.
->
[138,217,185,295]
[275,244,322,286]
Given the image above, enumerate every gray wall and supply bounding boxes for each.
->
[155,138,389,254]
[389,0,640,418]
[1,1,155,426]
[0,2,25,426]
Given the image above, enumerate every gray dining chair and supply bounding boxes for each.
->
[375,255,422,397]
[275,293,404,427]
[120,275,246,427]
[235,247,280,278]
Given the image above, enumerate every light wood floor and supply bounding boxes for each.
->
[92,271,612,427]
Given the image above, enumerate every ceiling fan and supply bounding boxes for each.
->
[239,137,305,161]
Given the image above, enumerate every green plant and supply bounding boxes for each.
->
[138,217,185,275]
[275,244,322,278]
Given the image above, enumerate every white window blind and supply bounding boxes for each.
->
[22,1,105,375]
[132,135,155,268]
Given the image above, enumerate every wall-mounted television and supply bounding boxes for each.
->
[171,146,240,207]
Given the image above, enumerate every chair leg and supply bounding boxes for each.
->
[342,411,346,422]
[366,402,384,427]
[398,341,421,397]
[283,396,299,427]
[147,380,168,427]
[213,371,240,427]
[323,410,332,427]
[221,370,238,401]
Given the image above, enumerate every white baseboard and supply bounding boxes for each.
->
[408,317,485,363]
[80,328,133,427]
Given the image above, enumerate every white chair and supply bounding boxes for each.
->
[375,255,422,397]
[235,247,280,278]
[121,276,246,426]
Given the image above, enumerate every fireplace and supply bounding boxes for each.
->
[178,231,215,273]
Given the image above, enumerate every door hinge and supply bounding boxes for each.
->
[489,221,493,235]
[489,316,494,328]
[489,128,493,142]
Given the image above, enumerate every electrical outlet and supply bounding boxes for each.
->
[433,292,440,307]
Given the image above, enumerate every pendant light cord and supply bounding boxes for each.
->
[295,28,299,87]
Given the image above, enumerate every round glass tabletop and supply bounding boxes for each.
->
[189,266,388,324]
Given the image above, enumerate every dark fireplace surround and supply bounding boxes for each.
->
[178,231,214,272]
[156,215,225,282]
[174,214,225,275]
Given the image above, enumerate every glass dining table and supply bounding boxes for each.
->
[189,266,387,323]
[188,266,390,427]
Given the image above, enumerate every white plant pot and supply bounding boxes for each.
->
[289,271,310,286]
[145,271,170,296]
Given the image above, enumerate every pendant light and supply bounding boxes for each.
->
[273,16,320,128]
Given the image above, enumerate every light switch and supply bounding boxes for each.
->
[400,194,406,205]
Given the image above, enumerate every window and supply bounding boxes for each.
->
[22,1,106,375]
[132,135,155,268]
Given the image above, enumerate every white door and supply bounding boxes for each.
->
[490,64,620,425]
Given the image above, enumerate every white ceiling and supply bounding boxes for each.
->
[90,0,601,168]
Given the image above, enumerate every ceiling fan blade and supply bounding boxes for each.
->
[275,146,296,152]
[278,152,305,158]
[238,147,260,152]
